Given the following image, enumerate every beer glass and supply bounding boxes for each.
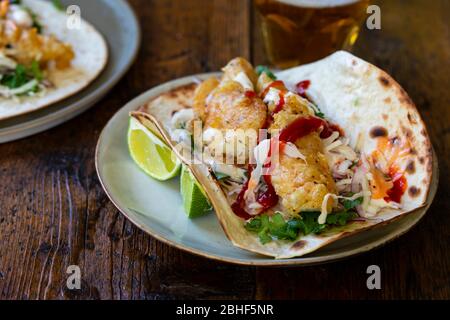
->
[254,0,370,68]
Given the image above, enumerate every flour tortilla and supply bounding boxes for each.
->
[0,0,108,120]
[133,51,433,259]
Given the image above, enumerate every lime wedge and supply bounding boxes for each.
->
[180,165,212,218]
[128,117,181,181]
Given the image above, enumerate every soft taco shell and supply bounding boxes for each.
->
[133,51,433,259]
[0,0,108,120]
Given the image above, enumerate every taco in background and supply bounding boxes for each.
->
[132,51,432,259]
[0,0,108,119]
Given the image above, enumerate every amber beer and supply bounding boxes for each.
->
[254,0,369,68]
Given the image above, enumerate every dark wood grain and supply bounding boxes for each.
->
[0,0,448,300]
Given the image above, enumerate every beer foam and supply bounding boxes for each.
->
[276,0,360,8]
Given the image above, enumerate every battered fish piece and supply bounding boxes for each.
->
[203,80,267,131]
[193,58,267,131]
[271,134,336,214]
[0,20,74,69]
[222,57,258,85]
[193,77,219,122]
[267,83,336,214]
[192,58,268,163]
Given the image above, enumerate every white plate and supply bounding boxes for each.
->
[96,74,438,266]
[0,0,140,143]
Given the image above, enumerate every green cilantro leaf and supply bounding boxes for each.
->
[343,197,363,210]
[1,65,27,89]
[30,61,43,81]
[326,210,358,226]
[315,111,325,119]
[244,217,263,232]
[256,65,276,80]
[245,206,359,245]
[52,0,65,11]
[309,102,325,119]
[0,62,43,95]
[297,211,327,235]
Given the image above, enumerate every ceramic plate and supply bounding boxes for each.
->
[0,0,140,143]
[95,74,438,266]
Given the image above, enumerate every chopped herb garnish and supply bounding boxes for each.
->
[256,65,276,80]
[245,197,361,244]
[1,65,28,89]
[30,61,43,81]
[0,61,43,95]
[51,0,65,11]
[342,196,363,210]
[315,111,325,119]
[309,102,325,119]
[325,210,358,226]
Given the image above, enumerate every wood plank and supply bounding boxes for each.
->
[0,0,255,300]
[253,0,450,299]
[0,0,448,300]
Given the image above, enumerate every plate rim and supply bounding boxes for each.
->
[0,0,141,143]
[95,73,439,267]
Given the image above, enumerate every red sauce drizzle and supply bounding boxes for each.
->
[278,116,343,142]
[261,117,271,130]
[384,166,407,203]
[260,80,286,99]
[296,80,311,98]
[231,178,252,220]
[260,81,287,128]
[230,165,279,219]
[271,92,285,115]
[256,175,279,209]
[321,123,344,139]
[245,90,256,99]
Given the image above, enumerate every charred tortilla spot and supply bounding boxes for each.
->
[379,76,391,87]
[291,240,307,250]
[370,126,388,138]
[398,88,414,106]
[421,128,427,137]
[401,125,414,139]
[408,186,420,197]
[384,97,392,104]
[390,136,400,145]
[352,59,357,66]
[406,160,416,174]
[382,114,388,120]
[407,113,418,124]
[419,157,425,164]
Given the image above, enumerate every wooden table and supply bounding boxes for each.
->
[0,0,448,300]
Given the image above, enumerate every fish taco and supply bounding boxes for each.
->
[132,51,432,259]
[0,0,108,119]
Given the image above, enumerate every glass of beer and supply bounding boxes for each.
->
[254,0,370,69]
